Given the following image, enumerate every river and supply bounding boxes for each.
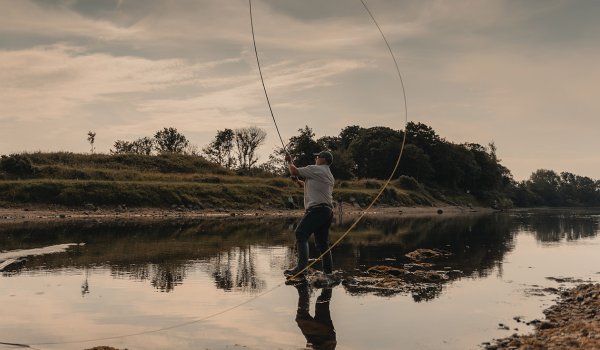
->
[1,209,599,349]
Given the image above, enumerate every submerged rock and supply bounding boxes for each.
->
[405,248,452,261]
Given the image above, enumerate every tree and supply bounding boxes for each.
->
[348,126,404,179]
[338,125,362,150]
[527,169,561,205]
[234,126,266,170]
[328,149,355,180]
[132,137,154,155]
[285,126,321,167]
[203,129,235,168]
[111,140,135,154]
[398,144,434,182]
[405,122,442,154]
[87,131,96,154]
[154,127,189,154]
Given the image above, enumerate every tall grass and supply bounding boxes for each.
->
[0,152,437,209]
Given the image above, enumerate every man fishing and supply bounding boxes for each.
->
[284,151,335,279]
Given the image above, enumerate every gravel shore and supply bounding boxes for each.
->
[485,283,600,349]
[0,204,493,224]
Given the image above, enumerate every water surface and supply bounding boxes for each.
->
[1,209,599,349]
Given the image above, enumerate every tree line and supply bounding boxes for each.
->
[511,169,600,207]
[210,122,599,208]
[4,122,598,208]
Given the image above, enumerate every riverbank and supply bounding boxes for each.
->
[0,204,495,224]
[485,283,600,349]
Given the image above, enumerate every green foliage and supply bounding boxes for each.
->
[23,152,226,175]
[154,127,190,154]
[397,144,433,182]
[203,128,236,169]
[112,137,155,155]
[0,180,291,208]
[0,154,34,176]
[511,169,600,207]
[396,175,421,190]
[285,125,322,167]
[348,126,403,179]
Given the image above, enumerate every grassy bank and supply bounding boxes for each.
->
[0,152,450,209]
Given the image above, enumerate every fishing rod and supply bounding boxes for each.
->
[249,0,291,159]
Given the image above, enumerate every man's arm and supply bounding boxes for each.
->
[291,177,304,188]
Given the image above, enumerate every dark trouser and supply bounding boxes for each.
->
[294,206,333,274]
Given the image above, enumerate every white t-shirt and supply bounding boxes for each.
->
[296,164,334,209]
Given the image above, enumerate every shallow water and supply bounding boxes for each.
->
[1,209,599,350]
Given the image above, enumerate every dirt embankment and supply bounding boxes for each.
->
[485,283,600,349]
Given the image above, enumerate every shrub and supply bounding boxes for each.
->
[396,175,421,190]
[267,178,289,188]
[0,154,34,176]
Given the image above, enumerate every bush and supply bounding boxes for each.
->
[0,154,34,176]
[396,175,421,190]
[267,178,289,188]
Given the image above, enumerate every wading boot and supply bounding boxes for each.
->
[284,240,309,278]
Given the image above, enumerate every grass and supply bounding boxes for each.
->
[0,152,440,209]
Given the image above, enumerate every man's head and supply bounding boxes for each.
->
[314,151,333,165]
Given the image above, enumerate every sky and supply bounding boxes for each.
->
[1,0,599,180]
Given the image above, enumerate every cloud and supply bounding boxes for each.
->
[0,43,239,121]
[0,0,140,40]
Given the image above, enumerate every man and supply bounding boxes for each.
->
[284,150,335,278]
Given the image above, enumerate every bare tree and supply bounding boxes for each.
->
[87,131,96,154]
[234,127,266,170]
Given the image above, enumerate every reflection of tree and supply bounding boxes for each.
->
[210,247,266,293]
[81,268,90,297]
[150,264,185,292]
[334,214,515,279]
[111,263,186,292]
[337,213,516,301]
[515,211,600,242]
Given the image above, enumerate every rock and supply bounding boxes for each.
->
[405,248,452,261]
[84,203,96,211]
[403,263,433,271]
[367,265,406,277]
[0,258,27,271]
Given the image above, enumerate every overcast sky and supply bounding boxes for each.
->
[1,0,599,180]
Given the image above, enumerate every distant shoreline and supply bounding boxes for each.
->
[0,204,496,224]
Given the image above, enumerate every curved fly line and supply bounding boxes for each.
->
[1,1,408,348]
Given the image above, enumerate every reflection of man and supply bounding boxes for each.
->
[294,283,337,350]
